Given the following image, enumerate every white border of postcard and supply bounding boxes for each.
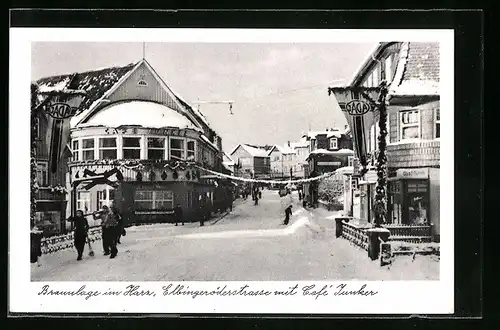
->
[9,28,454,314]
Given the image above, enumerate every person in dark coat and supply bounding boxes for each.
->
[30,224,43,266]
[174,204,184,226]
[68,210,89,261]
[94,205,119,259]
[110,206,124,244]
[283,205,293,225]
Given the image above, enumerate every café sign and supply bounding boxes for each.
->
[396,168,429,179]
[317,161,341,166]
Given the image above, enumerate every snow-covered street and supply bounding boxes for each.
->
[31,190,439,281]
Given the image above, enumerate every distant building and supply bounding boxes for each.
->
[268,143,296,180]
[222,152,235,175]
[290,137,310,178]
[230,144,271,179]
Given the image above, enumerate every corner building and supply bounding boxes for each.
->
[55,59,224,225]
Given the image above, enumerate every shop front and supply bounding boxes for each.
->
[387,168,431,226]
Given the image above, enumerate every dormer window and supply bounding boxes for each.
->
[137,79,148,87]
[329,137,338,150]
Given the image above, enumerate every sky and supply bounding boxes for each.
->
[32,42,376,153]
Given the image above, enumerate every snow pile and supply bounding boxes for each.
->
[309,148,354,155]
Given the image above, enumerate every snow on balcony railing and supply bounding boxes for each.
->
[341,221,369,251]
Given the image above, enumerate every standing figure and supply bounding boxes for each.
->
[30,223,43,266]
[174,203,184,226]
[284,205,293,225]
[110,206,123,244]
[68,210,89,261]
[93,205,119,259]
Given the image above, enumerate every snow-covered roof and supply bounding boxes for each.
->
[304,129,343,140]
[268,144,296,155]
[34,62,138,126]
[223,152,234,164]
[222,163,234,172]
[200,134,219,151]
[326,131,342,138]
[231,144,269,157]
[309,148,354,155]
[81,100,202,131]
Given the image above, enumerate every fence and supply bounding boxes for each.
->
[341,221,369,251]
[384,224,433,243]
[40,226,102,255]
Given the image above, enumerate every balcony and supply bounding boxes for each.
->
[387,140,440,168]
[36,187,66,201]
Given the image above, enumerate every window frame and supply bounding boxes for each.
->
[169,137,186,161]
[348,156,355,167]
[186,139,197,161]
[146,136,166,160]
[34,116,40,140]
[122,136,142,160]
[77,190,91,213]
[81,137,95,161]
[71,139,80,161]
[329,137,338,150]
[435,108,440,139]
[399,110,421,141]
[134,190,174,211]
[98,136,118,160]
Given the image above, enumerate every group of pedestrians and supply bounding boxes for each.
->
[67,205,125,261]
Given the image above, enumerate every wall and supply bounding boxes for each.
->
[429,167,440,241]
[253,157,270,175]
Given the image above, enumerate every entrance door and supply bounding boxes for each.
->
[403,180,430,225]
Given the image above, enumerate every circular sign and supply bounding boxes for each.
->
[44,102,76,119]
[345,100,371,116]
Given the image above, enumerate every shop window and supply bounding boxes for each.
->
[408,195,428,225]
[147,137,165,160]
[123,137,141,159]
[99,137,117,159]
[407,181,428,193]
[435,108,440,139]
[187,140,196,161]
[77,191,91,213]
[329,137,338,150]
[36,161,48,186]
[134,190,174,210]
[170,138,185,160]
[72,140,79,161]
[82,138,95,160]
[399,110,420,140]
[35,211,61,234]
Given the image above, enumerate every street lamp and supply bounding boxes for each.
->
[328,82,389,228]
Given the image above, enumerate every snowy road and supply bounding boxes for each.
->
[31,190,439,281]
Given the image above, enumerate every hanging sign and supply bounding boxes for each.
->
[44,102,79,119]
[328,87,380,168]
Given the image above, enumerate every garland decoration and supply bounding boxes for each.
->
[48,185,68,194]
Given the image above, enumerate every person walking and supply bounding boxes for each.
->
[93,205,119,259]
[68,210,89,261]
[283,205,293,225]
[174,203,184,226]
[30,223,43,266]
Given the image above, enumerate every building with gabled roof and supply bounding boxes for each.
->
[268,143,297,180]
[332,42,440,240]
[230,144,271,179]
[34,58,228,227]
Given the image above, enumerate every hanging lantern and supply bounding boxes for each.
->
[149,170,156,182]
[136,171,143,182]
[161,171,168,180]
[173,170,178,180]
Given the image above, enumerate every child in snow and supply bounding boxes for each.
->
[283,205,293,225]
